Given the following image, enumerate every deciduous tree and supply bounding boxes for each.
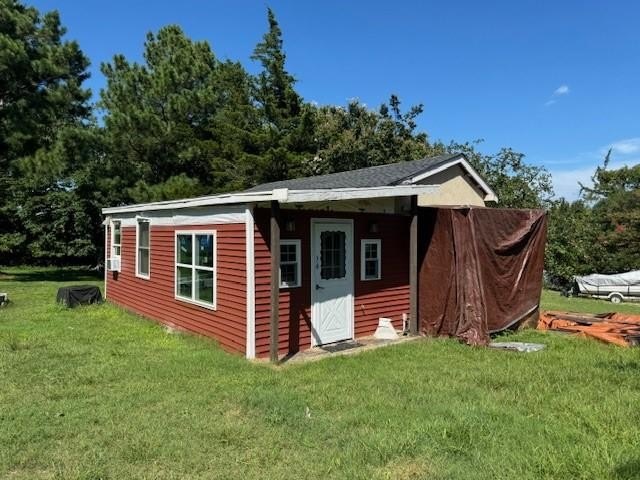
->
[581,151,640,273]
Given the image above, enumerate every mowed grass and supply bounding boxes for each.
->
[541,289,640,315]
[1,268,640,480]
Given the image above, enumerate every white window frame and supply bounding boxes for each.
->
[360,239,381,281]
[110,220,121,259]
[174,230,217,310]
[280,239,301,288]
[135,217,151,279]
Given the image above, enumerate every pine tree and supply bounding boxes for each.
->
[249,8,314,184]
[100,25,259,202]
[251,8,301,128]
[0,0,93,263]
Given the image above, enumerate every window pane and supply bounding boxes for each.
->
[177,266,192,297]
[281,244,296,262]
[196,234,213,267]
[365,243,377,259]
[138,221,149,247]
[320,231,346,280]
[281,263,297,285]
[113,245,121,256]
[195,269,214,304]
[365,259,378,278]
[138,248,149,275]
[178,235,192,264]
[113,223,121,246]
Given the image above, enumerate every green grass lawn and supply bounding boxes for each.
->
[541,289,640,315]
[1,268,640,480]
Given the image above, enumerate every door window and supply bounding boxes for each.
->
[320,230,346,280]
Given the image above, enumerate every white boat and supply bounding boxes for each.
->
[573,270,640,303]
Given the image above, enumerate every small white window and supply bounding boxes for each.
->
[175,231,216,309]
[361,239,381,281]
[111,221,121,258]
[136,218,150,279]
[280,240,301,288]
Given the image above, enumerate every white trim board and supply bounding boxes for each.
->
[245,206,256,359]
[103,221,108,299]
[103,194,275,215]
[110,205,246,227]
[102,185,439,215]
[282,185,438,203]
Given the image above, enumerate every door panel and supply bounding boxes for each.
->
[311,220,354,346]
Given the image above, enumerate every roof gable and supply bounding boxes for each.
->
[245,153,497,201]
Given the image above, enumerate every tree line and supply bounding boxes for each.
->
[0,0,637,286]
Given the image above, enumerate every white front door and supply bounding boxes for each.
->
[311,219,354,346]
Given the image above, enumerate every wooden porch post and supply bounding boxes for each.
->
[270,200,281,362]
[409,196,419,334]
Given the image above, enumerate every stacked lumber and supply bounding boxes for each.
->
[538,311,640,347]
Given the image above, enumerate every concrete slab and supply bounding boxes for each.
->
[282,334,422,364]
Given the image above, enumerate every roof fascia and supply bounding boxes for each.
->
[102,192,273,215]
[102,185,440,215]
[283,185,438,203]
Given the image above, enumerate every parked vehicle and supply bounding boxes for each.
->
[573,270,640,303]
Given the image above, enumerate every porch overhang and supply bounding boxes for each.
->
[101,185,439,215]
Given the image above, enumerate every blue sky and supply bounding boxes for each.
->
[31,0,640,199]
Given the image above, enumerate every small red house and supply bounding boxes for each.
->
[102,154,497,359]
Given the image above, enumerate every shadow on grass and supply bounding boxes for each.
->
[614,459,640,479]
[598,359,640,373]
[0,268,101,283]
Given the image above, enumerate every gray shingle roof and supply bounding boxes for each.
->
[245,154,462,192]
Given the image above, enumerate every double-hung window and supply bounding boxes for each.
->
[280,240,301,288]
[136,218,150,279]
[111,221,121,258]
[361,239,381,281]
[175,231,216,309]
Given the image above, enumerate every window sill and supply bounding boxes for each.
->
[135,273,150,280]
[175,294,217,311]
[361,277,381,281]
[280,283,301,289]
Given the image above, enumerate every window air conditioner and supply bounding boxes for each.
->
[107,257,121,272]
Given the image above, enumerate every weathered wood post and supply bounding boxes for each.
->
[409,196,419,334]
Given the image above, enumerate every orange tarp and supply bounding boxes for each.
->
[538,311,640,347]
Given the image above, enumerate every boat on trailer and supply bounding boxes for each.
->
[573,270,640,303]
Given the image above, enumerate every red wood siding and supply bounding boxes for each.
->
[106,223,247,354]
[254,208,410,357]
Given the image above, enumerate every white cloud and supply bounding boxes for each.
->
[550,166,594,200]
[550,155,637,200]
[544,84,570,107]
[549,137,639,200]
[609,137,640,155]
[553,85,570,96]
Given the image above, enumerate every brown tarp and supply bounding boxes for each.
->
[418,207,547,345]
[538,311,640,347]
